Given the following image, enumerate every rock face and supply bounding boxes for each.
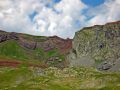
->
[47,36,72,54]
[0,31,72,53]
[67,21,120,71]
[34,36,72,54]
[0,32,37,50]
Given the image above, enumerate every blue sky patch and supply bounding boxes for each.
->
[53,0,61,3]
[29,11,38,22]
[81,0,105,7]
[46,0,61,8]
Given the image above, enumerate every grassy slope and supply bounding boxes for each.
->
[0,40,64,65]
[0,40,28,60]
[0,66,120,90]
[0,33,120,90]
[0,41,120,89]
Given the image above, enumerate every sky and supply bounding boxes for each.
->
[0,0,120,38]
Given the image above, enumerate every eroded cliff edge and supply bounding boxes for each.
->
[67,21,120,71]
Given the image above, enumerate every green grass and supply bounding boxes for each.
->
[34,48,63,59]
[0,40,65,66]
[0,40,28,60]
[33,48,65,65]
[0,66,120,90]
[19,33,48,42]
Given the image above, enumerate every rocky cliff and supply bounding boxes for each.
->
[0,31,72,53]
[67,21,120,71]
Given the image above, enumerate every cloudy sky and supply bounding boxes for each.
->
[0,0,120,38]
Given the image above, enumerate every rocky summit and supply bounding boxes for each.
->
[67,21,120,71]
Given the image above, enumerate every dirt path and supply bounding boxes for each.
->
[0,60,48,68]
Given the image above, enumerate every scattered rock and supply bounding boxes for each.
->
[97,62,112,71]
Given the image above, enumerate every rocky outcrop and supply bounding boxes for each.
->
[36,36,72,54]
[48,36,72,54]
[67,21,120,71]
[0,34,7,42]
[0,31,72,52]
[19,39,37,50]
[8,32,19,40]
[0,32,37,50]
[0,32,19,41]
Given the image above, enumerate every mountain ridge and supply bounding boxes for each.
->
[0,30,72,68]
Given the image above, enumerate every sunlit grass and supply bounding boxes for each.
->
[0,66,120,90]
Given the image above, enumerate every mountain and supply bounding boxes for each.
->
[0,30,72,68]
[1,21,120,71]
[67,21,120,71]
[1,21,120,90]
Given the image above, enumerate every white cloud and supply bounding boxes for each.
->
[87,0,120,26]
[33,0,87,38]
[0,0,87,38]
[0,0,120,38]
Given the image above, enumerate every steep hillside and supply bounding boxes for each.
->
[0,31,72,68]
[67,21,120,71]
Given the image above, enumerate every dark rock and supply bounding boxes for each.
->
[8,32,19,40]
[0,34,7,42]
[99,43,104,49]
[98,63,112,71]
[0,32,19,43]
[72,49,77,54]
[20,41,37,50]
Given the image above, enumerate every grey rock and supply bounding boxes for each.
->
[67,21,120,71]
[97,62,112,71]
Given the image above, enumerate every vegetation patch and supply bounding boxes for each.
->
[0,66,120,90]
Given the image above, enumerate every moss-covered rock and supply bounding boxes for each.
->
[67,21,120,71]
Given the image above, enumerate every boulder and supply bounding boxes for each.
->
[97,62,112,71]
[0,34,7,42]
